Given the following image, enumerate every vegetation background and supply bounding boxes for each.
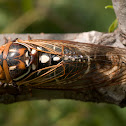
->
[0,0,125,126]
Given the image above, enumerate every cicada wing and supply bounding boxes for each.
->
[16,39,63,55]
[15,39,126,89]
[17,63,65,86]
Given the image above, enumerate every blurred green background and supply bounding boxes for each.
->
[0,0,125,126]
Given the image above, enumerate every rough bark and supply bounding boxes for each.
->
[0,0,126,108]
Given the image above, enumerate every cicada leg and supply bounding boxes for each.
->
[28,35,32,40]
[12,38,18,42]
[0,82,6,87]
[3,37,18,44]
[3,37,9,44]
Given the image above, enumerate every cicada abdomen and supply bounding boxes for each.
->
[0,39,126,90]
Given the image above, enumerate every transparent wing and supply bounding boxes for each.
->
[16,39,126,90]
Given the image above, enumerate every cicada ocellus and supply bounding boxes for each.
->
[0,39,125,90]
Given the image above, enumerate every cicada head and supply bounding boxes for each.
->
[0,41,32,84]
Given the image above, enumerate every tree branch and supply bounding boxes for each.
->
[112,0,126,34]
[0,31,123,107]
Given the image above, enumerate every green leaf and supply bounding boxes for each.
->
[108,19,118,32]
[105,5,113,9]
[105,5,118,32]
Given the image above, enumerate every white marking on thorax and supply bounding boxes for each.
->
[31,49,37,54]
[72,58,75,61]
[53,46,56,51]
[9,66,16,71]
[80,55,83,58]
[25,51,29,58]
[39,54,50,63]
[84,55,91,74]
[37,47,42,50]
[10,52,16,57]
[9,49,17,52]
[32,64,37,70]
[25,59,29,66]
[64,56,69,61]
[53,56,60,61]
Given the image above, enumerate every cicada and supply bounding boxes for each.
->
[0,39,126,90]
